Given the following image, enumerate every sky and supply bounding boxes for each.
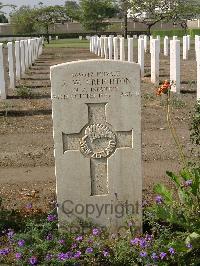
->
[1,0,76,16]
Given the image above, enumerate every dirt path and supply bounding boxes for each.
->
[0,45,198,210]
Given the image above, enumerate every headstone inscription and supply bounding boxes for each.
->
[51,60,142,230]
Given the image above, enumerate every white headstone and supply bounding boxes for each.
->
[138,38,144,77]
[7,42,15,89]
[151,39,160,85]
[187,35,190,50]
[15,41,21,80]
[28,39,32,66]
[128,38,133,62]
[20,40,25,74]
[97,37,101,57]
[108,36,113,60]
[113,37,119,60]
[50,59,142,230]
[104,37,108,59]
[120,37,125,61]
[56,36,59,40]
[183,36,188,60]
[100,37,104,57]
[144,35,148,53]
[164,36,169,56]
[0,43,6,99]
[170,40,180,93]
[24,40,29,69]
[197,41,200,101]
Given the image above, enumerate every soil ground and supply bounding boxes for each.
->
[0,39,198,212]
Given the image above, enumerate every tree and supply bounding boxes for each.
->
[0,14,8,23]
[34,5,69,42]
[65,0,81,21]
[129,0,200,35]
[117,0,132,38]
[10,6,37,34]
[79,0,118,32]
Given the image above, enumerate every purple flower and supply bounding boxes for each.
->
[18,239,25,247]
[185,180,192,186]
[71,243,77,249]
[26,203,33,209]
[29,256,38,265]
[155,195,163,204]
[186,243,192,249]
[160,252,167,260]
[7,229,15,239]
[47,214,57,222]
[151,253,158,260]
[140,251,147,257]
[15,253,22,260]
[128,221,133,227]
[0,248,10,255]
[76,235,83,241]
[58,252,72,261]
[46,233,53,241]
[169,247,175,255]
[74,251,81,259]
[140,239,147,248]
[85,247,93,254]
[92,228,100,236]
[103,250,109,257]
[45,254,53,260]
[145,234,153,241]
[58,239,65,245]
[130,237,140,245]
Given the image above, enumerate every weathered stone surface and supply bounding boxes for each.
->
[51,60,142,230]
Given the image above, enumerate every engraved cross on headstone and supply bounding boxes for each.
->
[62,103,133,196]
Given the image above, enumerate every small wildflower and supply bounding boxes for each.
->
[140,238,147,248]
[74,251,81,259]
[26,203,33,209]
[185,180,192,187]
[7,229,15,239]
[92,228,100,236]
[46,233,53,241]
[156,80,171,96]
[47,214,57,222]
[18,239,25,247]
[0,248,10,255]
[71,243,77,249]
[85,247,93,254]
[29,256,38,265]
[15,253,22,260]
[140,251,147,257]
[58,239,65,245]
[160,252,167,260]
[103,250,109,257]
[76,235,83,241]
[130,237,140,245]
[155,195,163,204]
[151,253,158,260]
[186,243,192,249]
[169,247,175,255]
[45,254,53,260]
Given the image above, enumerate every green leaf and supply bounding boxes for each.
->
[166,171,181,187]
[154,183,173,203]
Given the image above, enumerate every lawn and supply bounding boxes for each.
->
[45,38,90,48]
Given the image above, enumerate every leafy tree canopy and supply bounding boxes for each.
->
[0,14,8,23]
[79,0,118,32]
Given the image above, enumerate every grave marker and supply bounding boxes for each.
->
[151,39,160,85]
[15,41,21,80]
[128,38,133,62]
[7,42,15,89]
[170,40,180,93]
[138,38,144,77]
[120,37,125,61]
[0,43,6,99]
[51,60,142,229]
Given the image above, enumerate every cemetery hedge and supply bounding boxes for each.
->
[152,29,200,38]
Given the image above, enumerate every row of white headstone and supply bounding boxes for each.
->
[89,35,200,101]
[0,37,43,100]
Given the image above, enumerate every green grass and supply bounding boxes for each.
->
[45,38,90,48]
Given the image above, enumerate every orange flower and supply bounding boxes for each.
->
[156,80,171,96]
